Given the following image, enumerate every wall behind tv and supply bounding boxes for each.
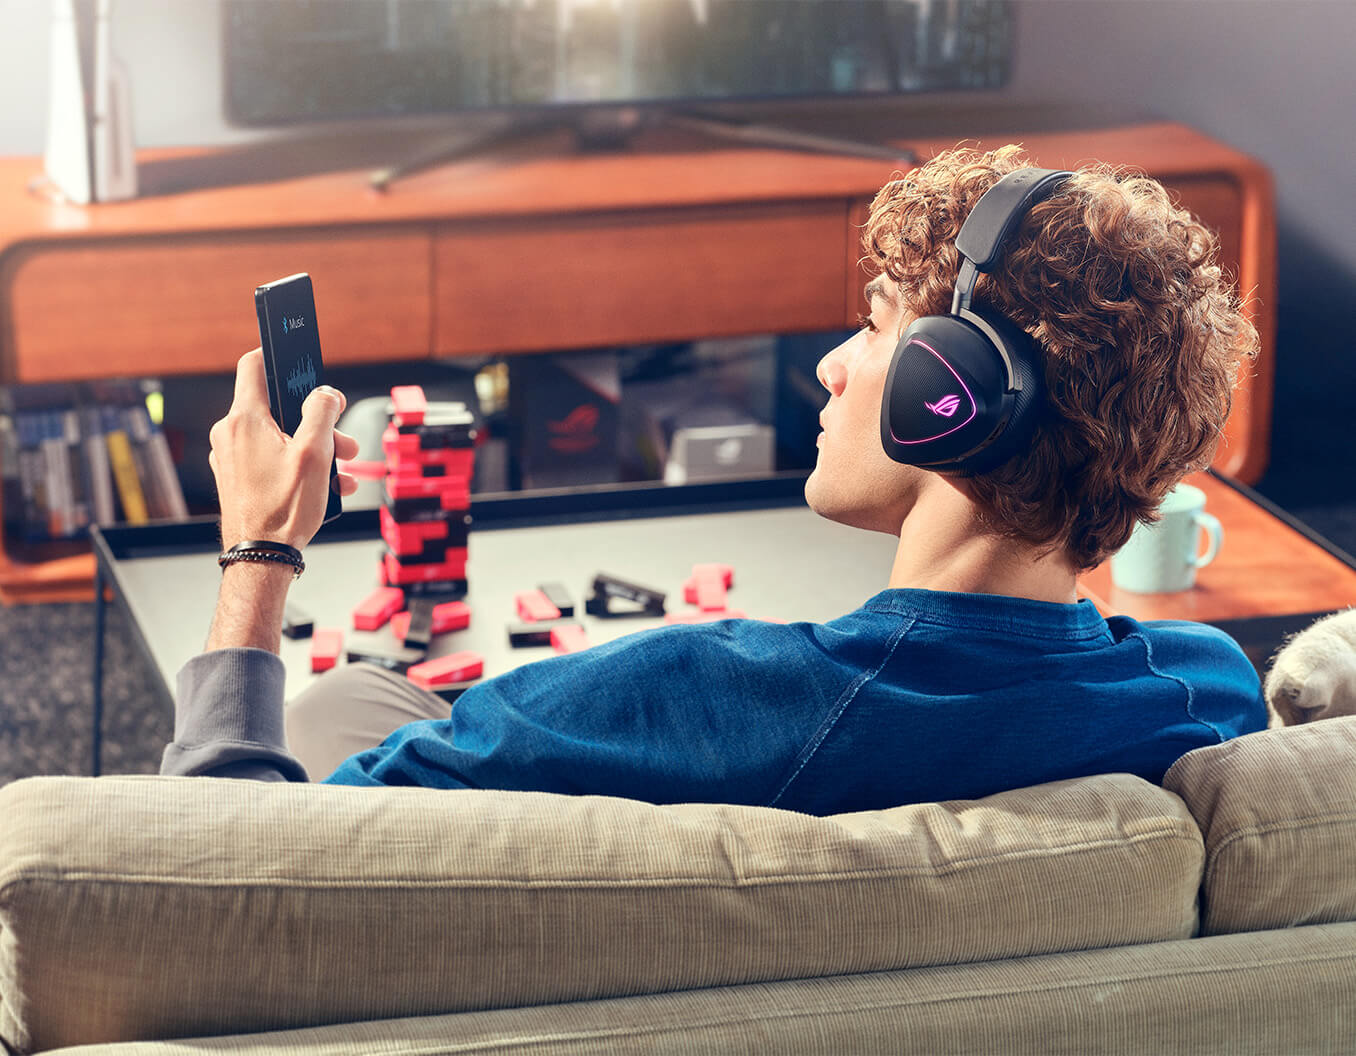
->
[0,0,1350,509]
[1007,0,1354,510]
[0,0,263,150]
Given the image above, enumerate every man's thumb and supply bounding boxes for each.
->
[295,385,345,446]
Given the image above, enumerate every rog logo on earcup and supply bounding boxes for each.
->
[925,394,962,417]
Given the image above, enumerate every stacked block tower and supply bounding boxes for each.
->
[379,385,476,599]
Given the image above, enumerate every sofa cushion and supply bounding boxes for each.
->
[0,773,1202,1052]
[1163,716,1356,935]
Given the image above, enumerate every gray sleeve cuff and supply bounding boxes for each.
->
[161,648,309,782]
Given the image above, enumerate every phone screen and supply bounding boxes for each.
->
[255,272,342,523]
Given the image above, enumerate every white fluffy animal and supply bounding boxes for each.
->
[1264,608,1356,727]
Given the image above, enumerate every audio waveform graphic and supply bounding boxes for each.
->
[286,354,317,399]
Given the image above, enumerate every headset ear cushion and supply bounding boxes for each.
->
[957,306,1046,469]
[1005,337,1044,441]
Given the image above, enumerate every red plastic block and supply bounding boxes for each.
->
[382,423,475,454]
[550,624,590,654]
[695,563,735,587]
[380,517,461,559]
[665,609,748,625]
[391,600,472,639]
[407,650,484,689]
[336,458,387,480]
[684,563,734,604]
[383,550,468,585]
[681,575,726,611]
[390,385,427,426]
[384,489,471,517]
[310,628,344,672]
[384,444,476,478]
[515,589,561,623]
[379,505,450,552]
[352,586,405,631]
[691,567,727,611]
[384,478,472,511]
[387,464,473,488]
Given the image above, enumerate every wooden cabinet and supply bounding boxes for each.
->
[5,228,433,380]
[432,202,850,357]
[0,119,1276,603]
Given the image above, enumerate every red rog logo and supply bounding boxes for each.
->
[547,404,600,453]
[925,394,962,418]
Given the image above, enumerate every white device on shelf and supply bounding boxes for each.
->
[43,0,137,204]
[663,423,775,486]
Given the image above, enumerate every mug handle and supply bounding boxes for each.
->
[1193,512,1223,569]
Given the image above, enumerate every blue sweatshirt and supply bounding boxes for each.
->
[296,588,1265,812]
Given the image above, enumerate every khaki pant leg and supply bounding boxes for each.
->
[285,661,449,781]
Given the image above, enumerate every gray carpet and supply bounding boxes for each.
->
[0,598,169,785]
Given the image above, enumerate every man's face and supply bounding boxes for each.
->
[804,274,925,535]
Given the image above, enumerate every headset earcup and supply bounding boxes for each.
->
[880,166,1067,474]
[880,314,1007,469]
[953,306,1045,473]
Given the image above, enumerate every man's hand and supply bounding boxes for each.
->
[209,349,361,551]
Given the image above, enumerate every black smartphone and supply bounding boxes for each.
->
[254,272,342,525]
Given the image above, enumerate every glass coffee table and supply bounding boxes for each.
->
[90,476,897,776]
[89,471,1356,776]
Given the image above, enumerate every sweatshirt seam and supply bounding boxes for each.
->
[861,601,1106,642]
[913,615,1107,642]
[765,616,917,809]
[1129,630,1226,742]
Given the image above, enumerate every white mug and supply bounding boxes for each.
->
[1110,483,1222,594]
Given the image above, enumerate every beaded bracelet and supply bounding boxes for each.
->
[218,539,305,579]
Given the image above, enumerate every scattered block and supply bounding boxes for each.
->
[408,650,485,689]
[346,645,427,674]
[352,586,405,631]
[515,589,561,622]
[390,600,472,640]
[508,619,582,647]
[309,628,343,673]
[550,624,590,654]
[282,600,314,640]
[538,581,575,618]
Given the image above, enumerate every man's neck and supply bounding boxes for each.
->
[885,481,1079,605]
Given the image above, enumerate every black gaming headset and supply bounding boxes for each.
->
[879,167,1072,475]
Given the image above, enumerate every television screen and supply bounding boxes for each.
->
[224,0,1012,126]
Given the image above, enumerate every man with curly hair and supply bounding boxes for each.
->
[165,146,1266,810]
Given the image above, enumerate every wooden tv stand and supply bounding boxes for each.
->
[0,119,1275,603]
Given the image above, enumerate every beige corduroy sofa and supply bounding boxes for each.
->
[2,717,1355,1055]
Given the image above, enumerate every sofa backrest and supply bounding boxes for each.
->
[0,772,1202,1052]
[1164,715,1356,935]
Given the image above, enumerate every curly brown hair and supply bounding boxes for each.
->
[863,145,1259,571]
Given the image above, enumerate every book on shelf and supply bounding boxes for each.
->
[0,381,190,544]
[103,408,149,526]
[80,405,117,526]
[62,409,93,536]
[10,412,51,542]
[123,402,188,520]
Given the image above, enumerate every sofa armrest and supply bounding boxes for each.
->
[1165,717,1356,934]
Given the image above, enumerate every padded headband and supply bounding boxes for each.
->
[951,167,1072,315]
